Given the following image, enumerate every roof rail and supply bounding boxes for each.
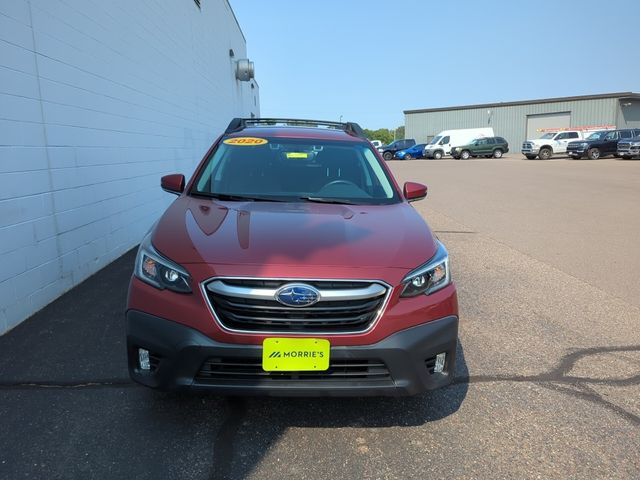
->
[224,118,367,139]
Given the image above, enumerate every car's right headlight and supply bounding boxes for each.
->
[134,233,192,293]
[400,241,451,297]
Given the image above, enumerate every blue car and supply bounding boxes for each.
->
[395,143,427,160]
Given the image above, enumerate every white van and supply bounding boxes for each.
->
[424,128,494,159]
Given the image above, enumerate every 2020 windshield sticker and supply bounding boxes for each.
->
[223,137,268,146]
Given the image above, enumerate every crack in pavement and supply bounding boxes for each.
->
[453,345,640,425]
[0,379,134,390]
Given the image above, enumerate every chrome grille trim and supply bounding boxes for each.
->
[201,277,393,335]
[206,280,387,302]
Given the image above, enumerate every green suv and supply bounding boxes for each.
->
[451,136,509,159]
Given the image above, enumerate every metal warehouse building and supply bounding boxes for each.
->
[405,92,640,149]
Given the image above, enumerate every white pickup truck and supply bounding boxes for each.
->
[521,130,586,160]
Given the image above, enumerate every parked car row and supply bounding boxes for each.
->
[370,126,640,162]
[521,127,640,160]
[567,128,640,159]
[373,128,510,161]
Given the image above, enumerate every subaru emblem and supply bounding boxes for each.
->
[275,284,320,307]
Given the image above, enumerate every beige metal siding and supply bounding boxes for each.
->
[405,98,619,150]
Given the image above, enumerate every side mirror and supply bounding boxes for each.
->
[403,181,427,202]
[161,174,185,195]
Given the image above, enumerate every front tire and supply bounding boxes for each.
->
[460,150,470,160]
[405,154,413,160]
[587,148,601,160]
[493,149,503,158]
[433,150,443,160]
[539,147,552,160]
[383,151,393,161]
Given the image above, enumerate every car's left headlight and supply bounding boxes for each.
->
[400,241,451,297]
[135,233,192,293]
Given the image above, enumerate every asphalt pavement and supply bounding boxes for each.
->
[1,156,639,479]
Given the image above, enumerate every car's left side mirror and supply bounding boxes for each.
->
[161,174,185,195]
[403,181,427,202]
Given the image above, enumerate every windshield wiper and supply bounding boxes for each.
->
[299,196,359,205]
[191,192,286,202]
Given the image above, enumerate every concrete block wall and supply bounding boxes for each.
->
[0,0,259,334]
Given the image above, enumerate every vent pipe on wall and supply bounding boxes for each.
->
[236,59,255,81]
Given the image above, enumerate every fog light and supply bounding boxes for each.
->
[434,352,446,373]
[138,348,151,370]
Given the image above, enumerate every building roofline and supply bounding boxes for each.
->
[403,92,640,115]
[225,0,246,43]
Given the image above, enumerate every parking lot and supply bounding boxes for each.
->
[1,156,639,479]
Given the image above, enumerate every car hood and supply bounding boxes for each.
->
[152,197,437,269]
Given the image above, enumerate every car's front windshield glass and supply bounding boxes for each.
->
[586,131,607,140]
[192,137,399,205]
[428,136,442,145]
[539,133,555,139]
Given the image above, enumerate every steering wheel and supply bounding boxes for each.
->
[321,179,359,189]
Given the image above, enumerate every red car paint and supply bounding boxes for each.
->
[128,125,458,345]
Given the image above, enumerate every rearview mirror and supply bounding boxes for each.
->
[403,182,427,202]
[161,174,185,195]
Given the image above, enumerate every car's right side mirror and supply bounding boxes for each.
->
[403,182,427,202]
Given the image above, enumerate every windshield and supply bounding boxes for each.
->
[539,133,555,139]
[192,137,399,205]
[586,131,607,140]
[428,136,442,145]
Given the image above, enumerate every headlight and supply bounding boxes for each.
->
[135,233,192,293]
[581,142,589,147]
[400,241,451,297]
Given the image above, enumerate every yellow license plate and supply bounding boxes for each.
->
[262,338,330,371]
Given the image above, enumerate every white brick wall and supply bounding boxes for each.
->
[0,0,260,334]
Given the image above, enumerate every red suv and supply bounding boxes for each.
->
[126,118,458,396]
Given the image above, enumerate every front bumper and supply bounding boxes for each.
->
[126,310,459,396]
[618,145,640,157]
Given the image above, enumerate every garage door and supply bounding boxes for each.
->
[526,112,571,140]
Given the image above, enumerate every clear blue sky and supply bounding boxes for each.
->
[231,0,639,130]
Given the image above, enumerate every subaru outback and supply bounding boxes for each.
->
[126,118,458,396]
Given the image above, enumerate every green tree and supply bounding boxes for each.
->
[395,126,405,139]
[363,128,393,145]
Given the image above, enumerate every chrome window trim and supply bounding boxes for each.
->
[200,276,393,336]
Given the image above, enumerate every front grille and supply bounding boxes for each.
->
[195,357,391,383]
[522,142,534,152]
[204,278,389,333]
[617,142,631,153]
